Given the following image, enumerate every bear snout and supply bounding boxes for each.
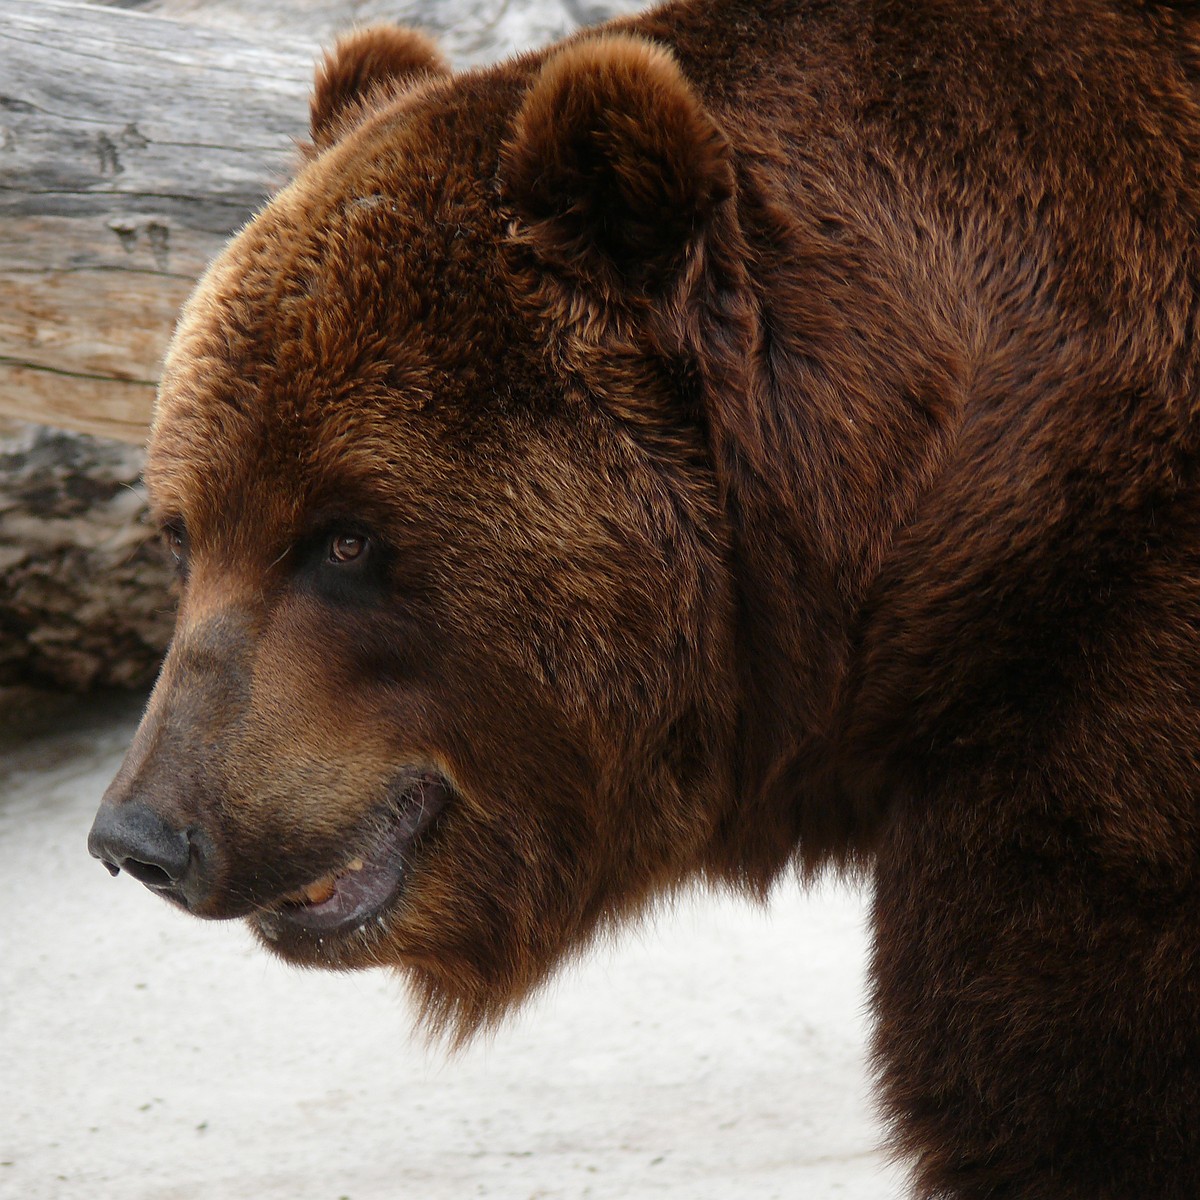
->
[87,800,197,903]
[90,668,230,914]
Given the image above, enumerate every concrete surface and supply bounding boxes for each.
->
[0,696,902,1199]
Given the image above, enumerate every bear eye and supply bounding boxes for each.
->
[162,523,186,564]
[329,533,368,564]
[297,528,384,604]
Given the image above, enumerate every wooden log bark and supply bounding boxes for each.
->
[0,0,312,442]
[0,420,175,692]
[0,0,638,699]
[0,0,645,441]
[0,1,316,695]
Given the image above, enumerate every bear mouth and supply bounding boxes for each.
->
[254,772,451,940]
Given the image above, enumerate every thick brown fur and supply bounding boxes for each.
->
[92,2,1200,1195]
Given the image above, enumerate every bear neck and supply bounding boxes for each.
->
[680,188,966,881]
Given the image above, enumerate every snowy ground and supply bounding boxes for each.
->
[0,696,903,1199]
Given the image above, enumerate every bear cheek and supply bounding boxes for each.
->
[206,610,427,873]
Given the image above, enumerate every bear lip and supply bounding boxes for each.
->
[255,772,451,938]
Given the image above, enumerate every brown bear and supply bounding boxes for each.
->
[88,1,1200,1195]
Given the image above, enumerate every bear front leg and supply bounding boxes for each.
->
[870,763,1200,1200]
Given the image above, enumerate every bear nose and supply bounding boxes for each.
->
[88,802,193,893]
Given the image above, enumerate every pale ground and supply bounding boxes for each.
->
[0,696,905,1200]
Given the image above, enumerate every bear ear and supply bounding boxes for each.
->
[501,35,733,293]
[310,26,450,152]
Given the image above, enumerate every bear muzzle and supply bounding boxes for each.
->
[87,630,246,916]
[87,799,216,912]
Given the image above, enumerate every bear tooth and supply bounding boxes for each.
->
[347,857,365,871]
[301,876,337,905]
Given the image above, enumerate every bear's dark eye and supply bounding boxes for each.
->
[293,527,386,607]
[162,522,187,568]
[329,533,368,564]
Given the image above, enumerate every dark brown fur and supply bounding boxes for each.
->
[93,1,1200,1194]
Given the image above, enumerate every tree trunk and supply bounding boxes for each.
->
[0,0,312,699]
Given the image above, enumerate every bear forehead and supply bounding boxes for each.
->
[148,70,541,538]
[162,71,525,410]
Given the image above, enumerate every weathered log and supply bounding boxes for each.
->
[0,420,174,692]
[106,0,641,76]
[0,0,638,700]
[0,0,313,442]
[0,0,644,442]
[0,2,314,698]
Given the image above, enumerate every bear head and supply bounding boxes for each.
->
[91,28,756,1037]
